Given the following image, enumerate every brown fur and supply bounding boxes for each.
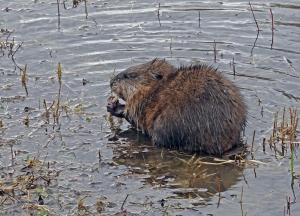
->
[109,59,247,155]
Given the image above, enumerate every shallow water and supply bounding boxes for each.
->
[0,0,300,215]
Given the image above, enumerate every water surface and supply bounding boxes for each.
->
[1,0,300,215]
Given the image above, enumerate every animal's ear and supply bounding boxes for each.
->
[151,72,163,80]
[151,58,158,64]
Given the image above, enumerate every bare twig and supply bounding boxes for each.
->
[157,3,161,27]
[11,42,24,71]
[240,186,243,203]
[5,31,12,44]
[84,0,88,19]
[57,0,61,30]
[169,37,172,56]
[232,56,236,76]
[250,31,259,56]
[198,11,201,28]
[1,32,24,71]
[10,144,14,166]
[249,2,260,32]
[213,40,217,63]
[55,63,62,124]
[121,194,129,210]
[239,186,244,216]
[21,64,28,96]
[63,0,67,9]
[251,130,256,159]
[98,149,101,162]
[270,8,274,49]
[216,176,222,208]
[43,99,55,123]
[286,196,291,215]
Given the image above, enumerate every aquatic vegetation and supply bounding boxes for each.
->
[0,31,23,72]
[0,156,59,215]
[268,107,298,158]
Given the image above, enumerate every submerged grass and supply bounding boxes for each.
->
[268,107,298,158]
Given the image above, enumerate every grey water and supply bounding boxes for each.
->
[1,0,300,215]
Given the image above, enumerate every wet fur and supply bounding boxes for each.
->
[110,59,247,155]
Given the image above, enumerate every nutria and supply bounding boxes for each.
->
[107,59,246,155]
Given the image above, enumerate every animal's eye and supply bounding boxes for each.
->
[152,73,163,80]
[124,73,138,79]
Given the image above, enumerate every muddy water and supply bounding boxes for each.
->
[0,0,300,215]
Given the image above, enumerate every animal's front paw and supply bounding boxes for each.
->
[107,96,125,118]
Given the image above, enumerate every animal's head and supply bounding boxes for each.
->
[110,59,176,101]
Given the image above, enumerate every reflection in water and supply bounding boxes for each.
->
[270,3,300,10]
[275,89,300,101]
[112,129,244,199]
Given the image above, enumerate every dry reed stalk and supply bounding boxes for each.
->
[232,56,236,76]
[157,3,161,27]
[198,11,201,28]
[251,130,256,159]
[21,64,28,96]
[84,0,88,19]
[55,63,62,124]
[270,8,274,49]
[57,0,61,29]
[249,2,260,32]
[213,40,217,62]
